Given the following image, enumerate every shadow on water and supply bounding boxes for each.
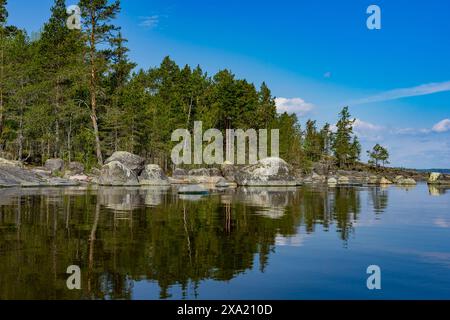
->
[0,184,447,299]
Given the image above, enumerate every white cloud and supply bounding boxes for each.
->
[139,15,159,29]
[354,119,383,132]
[275,97,315,117]
[349,81,450,105]
[353,119,384,142]
[432,119,450,133]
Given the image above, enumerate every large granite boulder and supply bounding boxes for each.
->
[0,163,78,187]
[173,168,188,177]
[215,178,237,189]
[221,161,239,182]
[98,161,139,186]
[379,177,393,185]
[105,151,145,175]
[185,167,225,184]
[0,158,21,167]
[313,161,331,176]
[428,172,450,185]
[139,164,170,186]
[327,177,338,186]
[45,158,64,174]
[68,162,85,175]
[0,165,44,187]
[235,157,297,186]
[397,177,417,185]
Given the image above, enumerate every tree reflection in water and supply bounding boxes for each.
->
[0,185,393,300]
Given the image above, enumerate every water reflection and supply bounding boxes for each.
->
[428,185,450,196]
[369,187,389,214]
[0,185,394,299]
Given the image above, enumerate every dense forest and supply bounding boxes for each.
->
[0,0,363,171]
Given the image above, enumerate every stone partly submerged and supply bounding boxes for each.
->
[139,164,170,186]
[215,178,237,189]
[396,177,417,185]
[178,185,209,195]
[104,151,145,175]
[0,158,78,187]
[235,157,297,186]
[45,158,64,174]
[98,161,140,186]
[428,172,450,185]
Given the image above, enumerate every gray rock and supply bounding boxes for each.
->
[188,168,210,177]
[45,158,64,173]
[68,162,85,174]
[379,177,393,185]
[187,168,221,177]
[328,177,338,185]
[0,158,21,167]
[215,178,236,189]
[313,161,331,176]
[68,174,90,183]
[139,164,170,186]
[98,161,140,186]
[397,177,417,185]
[337,176,350,185]
[105,151,145,175]
[173,168,188,177]
[394,175,404,184]
[90,168,102,176]
[235,157,297,186]
[46,178,80,187]
[0,165,44,187]
[0,164,77,187]
[368,176,380,185]
[184,167,225,184]
[221,162,239,182]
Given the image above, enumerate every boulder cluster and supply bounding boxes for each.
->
[1,152,448,189]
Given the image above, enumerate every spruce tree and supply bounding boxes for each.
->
[0,0,7,150]
[332,106,356,168]
[38,0,85,159]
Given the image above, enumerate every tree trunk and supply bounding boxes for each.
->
[18,113,23,161]
[67,117,72,163]
[0,26,4,152]
[89,12,103,166]
[54,80,60,158]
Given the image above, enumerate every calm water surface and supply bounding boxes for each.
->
[0,184,449,300]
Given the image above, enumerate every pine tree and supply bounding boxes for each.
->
[0,0,7,151]
[304,120,321,162]
[319,123,332,156]
[332,106,356,168]
[257,82,276,128]
[276,112,304,167]
[103,31,136,154]
[349,136,361,166]
[367,144,389,167]
[37,0,85,159]
[4,30,36,160]
[79,0,121,165]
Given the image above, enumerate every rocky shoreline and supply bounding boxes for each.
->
[1,151,449,189]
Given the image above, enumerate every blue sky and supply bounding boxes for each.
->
[6,0,450,168]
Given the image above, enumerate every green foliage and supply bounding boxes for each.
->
[0,0,7,24]
[367,143,390,167]
[331,106,360,168]
[0,0,367,170]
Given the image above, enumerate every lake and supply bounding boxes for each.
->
[0,184,449,300]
